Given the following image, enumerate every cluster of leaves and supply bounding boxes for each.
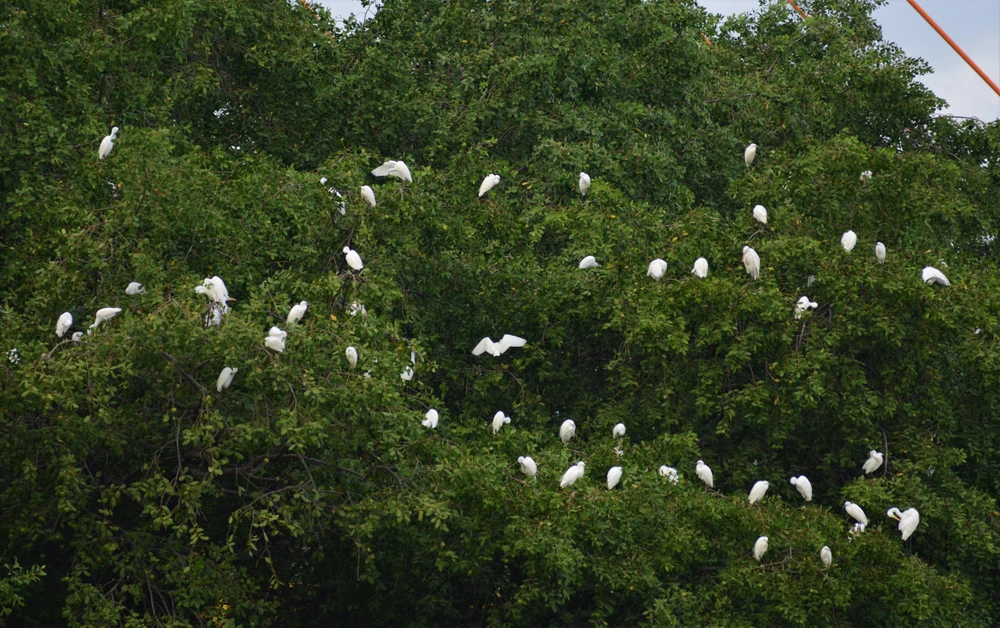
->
[1,0,999,625]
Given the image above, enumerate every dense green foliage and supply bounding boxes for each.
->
[2,0,1000,624]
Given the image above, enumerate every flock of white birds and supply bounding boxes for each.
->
[44,130,929,568]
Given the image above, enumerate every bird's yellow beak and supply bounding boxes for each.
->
[889,513,900,521]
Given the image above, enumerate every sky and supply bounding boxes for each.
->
[315,0,1000,122]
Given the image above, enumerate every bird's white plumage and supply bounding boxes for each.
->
[692,257,709,278]
[752,205,767,225]
[195,276,231,306]
[875,242,886,264]
[125,282,144,296]
[472,334,526,357]
[579,172,591,196]
[841,230,858,252]
[607,466,622,490]
[560,461,585,488]
[216,367,238,392]
[71,332,84,342]
[579,255,599,269]
[659,466,679,483]
[89,307,122,331]
[922,266,950,286]
[696,460,714,488]
[346,346,358,368]
[56,312,73,337]
[360,185,376,207]
[559,419,576,444]
[744,143,757,167]
[790,475,813,501]
[742,246,760,280]
[647,259,667,280]
[794,296,819,320]
[518,456,537,477]
[887,507,920,541]
[422,409,439,429]
[400,366,414,381]
[753,536,769,562]
[748,480,769,505]
[478,174,500,197]
[820,546,832,568]
[860,170,872,182]
[491,411,511,434]
[343,247,364,271]
[845,501,868,525]
[612,423,626,438]
[264,326,287,352]
[371,160,412,183]
[287,301,308,325]
[99,127,118,160]
[862,450,884,475]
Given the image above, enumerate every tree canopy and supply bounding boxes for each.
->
[2,0,1000,625]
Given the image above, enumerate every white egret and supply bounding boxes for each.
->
[360,185,376,207]
[491,411,511,434]
[922,267,950,286]
[752,205,767,225]
[579,172,591,196]
[518,456,537,477]
[742,246,760,280]
[343,246,364,271]
[578,255,599,269]
[607,466,623,490]
[748,480,769,505]
[71,332,84,342]
[612,423,626,438]
[125,282,144,296]
[472,334,527,357]
[88,307,122,331]
[794,296,819,320]
[559,419,576,444]
[560,461,585,488]
[56,312,73,337]
[849,522,867,539]
[875,242,887,264]
[845,501,868,525]
[860,170,872,182]
[346,346,358,368]
[820,546,832,568]
[696,460,714,488]
[99,126,118,160]
[887,507,920,541]
[646,259,667,280]
[422,409,439,429]
[216,367,238,392]
[659,466,679,483]
[350,300,367,317]
[692,257,709,278]
[841,230,858,252]
[371,160,412,183]
[400,366,414,382]
[287,301,308,325]
[264,326,286,352]
[753,536,769,562]
[195,276,231,306]
[478,174,500,197]
[790,475,813,501]
[862,450,884,475]
[745,143,757,167]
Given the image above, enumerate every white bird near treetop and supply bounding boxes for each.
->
[659,466,679,483]
[875,242,887,264]
[125,282,144,296]
[579,255,599,269]
[790,475,813,501]
[287,301,308,325]
[579,172,591,196]
[745,143,757,167]
[841,230,858,252]
[845,501,868,525]
[607,466,622,490]
[343,247,364,271]
[195,276,231,307]
[559,419,576,444]
[346,346,358,368]
[742,246,760,280]
[821,546,832,568]
[560,461,585,488]
[264,327,287,352]
[860,170,872,182]
[88,307,122,332]
[647,259,667,280]
[922,266,950,286]
[696,460,714,488]
[56,312,73,337]
[692,257,709,278]
[518,456,537,477]
[862,450,884,474]
[748,480,769,505]
[753,536,769,561]
[794,296,818,320]
[99,126,119,160]
[752,204,767,225]
[887,507,920,541]
[422,409,439,429]
[491,411,511,434]
[478,174,500,197]
[360,186,376,207]
[71,332,84,342]
[471,334,526,357]
[612,423,626,438]
[371,160,412,183]
[216,367,237,393]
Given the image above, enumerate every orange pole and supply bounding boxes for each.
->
[786,0,809,19]
[906,0,1000,98]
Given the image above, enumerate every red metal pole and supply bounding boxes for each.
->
[906,0,1000,98]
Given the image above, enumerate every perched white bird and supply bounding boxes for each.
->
[471,334,527,357]
[343,247,364,271]
[922,266,950,286]
[559,419,576,444]
[646,259,668,280]
[875,242,887,264]
[371,160,412,183]
[216,367,238,393]
[862,450,884,475]
[125,282,144,296]
[88,307,122,331]
[860,170,872,182]
[518,456,537,477]
[360,185,376,207]
[560,461,586,488]
[845,501,868,525]
[753,536,769,562]
[55,312,73,337]
[287,301,308,325]
[264,326,287,352]
[478,174,500,197]
[841,230,858,252]
[659,466,679,483]
[491,411,511,434]
[71,332,84,342]
[99,126,119,160]
[350,300,367,317]
[195,276,231,306]
[579,172,591,196]
[578,255,599,269]
[422,409,439,429]
[820,546,832,568]
[790,476,813,501]
[607,466,623,490]
[748,480,770,505]
[691,257,709,278]
[696,460,714,488]
[849,522,867,539]
[744,143,757,167]
[742,246,760,280]
[400,366,414,382]
[794,296,819,320]
[612,423,626,438]
[752,204,767,225]
[346,346,358,368]
[887,507,920,541]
